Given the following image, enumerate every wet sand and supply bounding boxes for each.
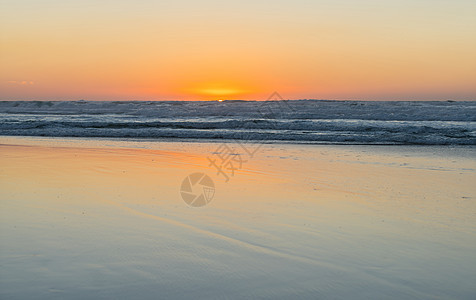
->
[1,137,475,299]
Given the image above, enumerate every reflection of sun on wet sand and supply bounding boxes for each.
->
[1,137,475,299]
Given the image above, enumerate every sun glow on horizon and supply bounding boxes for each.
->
[184,82,256,100]
[197,88,243,96]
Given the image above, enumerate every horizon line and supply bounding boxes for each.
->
[1,98,475,102]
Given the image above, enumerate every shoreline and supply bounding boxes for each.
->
[2,134,476,147]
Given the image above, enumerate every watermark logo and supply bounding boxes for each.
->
[180,172,215,207]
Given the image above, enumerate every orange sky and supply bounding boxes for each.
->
[1,0,475,101]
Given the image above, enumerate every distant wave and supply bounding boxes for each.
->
[1,100,475,145]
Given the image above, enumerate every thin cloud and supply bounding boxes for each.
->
[5,80,35,85]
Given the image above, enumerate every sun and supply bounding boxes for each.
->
[183,81,254,100]
[198,88,241,96]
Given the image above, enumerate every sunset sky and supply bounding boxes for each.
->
[1,0,475,101]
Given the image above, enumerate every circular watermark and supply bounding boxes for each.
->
[180,172,215,207]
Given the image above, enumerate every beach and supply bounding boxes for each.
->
[1,136,475,299]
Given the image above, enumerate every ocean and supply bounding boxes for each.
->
[1,100,475,145]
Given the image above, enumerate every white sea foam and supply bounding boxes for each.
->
[1,100,475,145]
